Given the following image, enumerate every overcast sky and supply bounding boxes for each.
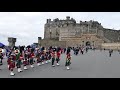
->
[0,12,120,46]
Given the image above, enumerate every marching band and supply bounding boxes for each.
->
[0,46,72,76]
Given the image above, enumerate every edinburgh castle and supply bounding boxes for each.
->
[38,16,120,49]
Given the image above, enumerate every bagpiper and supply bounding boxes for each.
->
[45,50,49,64]
[65,52,71,70]
[56,50,61,66]
[48,49,52,63]
[29,50,35,68]
[27,48,31,65]
[23,50,29,70]
[51,50,57,67]
[7,54,16,76]
[41,51,45,65]
[15,49,23,72]
[36,49,41,66]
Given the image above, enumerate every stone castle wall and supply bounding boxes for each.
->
[44,16,120,43]
[39,16,120,48]
[38,39,66,48]
[101,43,120,50]
[103,29,120,42]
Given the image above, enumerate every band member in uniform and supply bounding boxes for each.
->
[65,52,71,70]
[41,51,45,65]
[7,55,15,76]
[29,50,35,68]
[36,50,41,66]
[48,49,52,62]
[51,50,57,67]
[15,49,23,72]
[81,47,84,55]
[0,49,3,66]
[23,50,29,70]
[45,50,49,64]
[56,50,61,66]
[43,48,47,64]
[27,48,31,65]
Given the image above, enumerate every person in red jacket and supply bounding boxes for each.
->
[7,55,15,76]
[29,51,35,68]
[27,48,31,65]
[56,50,61,66]
[23,50,29,69]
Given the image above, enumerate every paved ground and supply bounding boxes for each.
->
[0,50,120,78]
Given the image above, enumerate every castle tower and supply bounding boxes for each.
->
[8,37,16,47]
[38,37,42,47]
[66,16,70,20]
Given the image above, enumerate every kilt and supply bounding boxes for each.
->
[16,60,22,67]
[9,62,15,70]
[65,60,71,66]
[23,60,28,65]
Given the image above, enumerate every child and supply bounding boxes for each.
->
[65,53,71,70]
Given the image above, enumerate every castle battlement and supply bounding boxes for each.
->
[46,16,103,28]
[39,16,120,48]
[46,16,76,25]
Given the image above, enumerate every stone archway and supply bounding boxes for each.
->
[86,41,91,46]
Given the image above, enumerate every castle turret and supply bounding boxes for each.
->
[47,19,51,23]
[8,37,16,47]
[66,16,70,20]
[38,37,42,47]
